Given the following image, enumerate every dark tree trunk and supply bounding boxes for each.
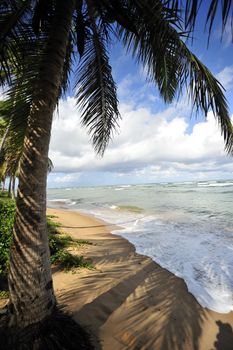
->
[8,1,75,327]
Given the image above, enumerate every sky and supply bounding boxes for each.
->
[48,5,233,188]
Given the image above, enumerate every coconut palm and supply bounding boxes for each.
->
[0,97,54,198]
[0,0,233,344]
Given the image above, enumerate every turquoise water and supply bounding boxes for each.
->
[48,180,233,313]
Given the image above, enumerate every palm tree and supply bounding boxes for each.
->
[0,0,233,344]
[0,96,54,199]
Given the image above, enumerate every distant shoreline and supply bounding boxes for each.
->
[49,207,233,350]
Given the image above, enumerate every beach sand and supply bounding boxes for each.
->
[48,208,233,350]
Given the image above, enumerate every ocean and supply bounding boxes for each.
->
[47,180,233,313]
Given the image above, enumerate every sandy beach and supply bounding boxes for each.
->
[48,208,233,350]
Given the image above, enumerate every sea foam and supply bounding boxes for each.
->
[48,181,233,314]
[89,208,233,313]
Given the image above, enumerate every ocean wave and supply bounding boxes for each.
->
[115,220,233,313]
[198,182,233,187]
[89,207,233,313]
[48,198,76,207]
[47,182,233,313]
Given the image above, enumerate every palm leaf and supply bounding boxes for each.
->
[76,20,120,155]
[173,0,233,40]
[117,0,233,153]
[0,0,34,84]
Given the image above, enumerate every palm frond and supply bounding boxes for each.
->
[75,0,86,57]
[76,20,120,155]
[0,33,48,168]
[59,33,74,99]
[118,0,233,152]
[181,44,233,152]
[0,0,34,84]
[0,89,29,169]
[169,0,233,42]
[47,157,54,173]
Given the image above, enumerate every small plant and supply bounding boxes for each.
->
[0,200,94,282]
[50,250,94,271]
[47,217,62,235]
[49,233,92,255]
[0,290,9,299]
[0,191,8,198]
[47,214,58,219]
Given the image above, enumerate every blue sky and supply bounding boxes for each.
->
[47,6,233,188]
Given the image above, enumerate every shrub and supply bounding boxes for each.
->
[0,201,15,279]
[0,200,94,289]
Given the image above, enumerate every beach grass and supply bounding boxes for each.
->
[0,191,94,295]
[51,250,94,271]
[48,224,94,271]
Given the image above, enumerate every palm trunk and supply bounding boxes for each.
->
[8,1,75,327]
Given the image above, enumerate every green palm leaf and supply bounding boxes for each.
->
[168,0,233,41]
[76,21,120,155]
[118,0,233,153]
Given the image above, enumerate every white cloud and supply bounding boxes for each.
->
[53,173,81,183]
[216,66,233,90]
[215,21,233,48]
[49,96,232,184]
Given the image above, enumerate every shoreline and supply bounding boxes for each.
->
[48,207,233,350]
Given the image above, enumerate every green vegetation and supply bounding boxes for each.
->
[0,290,9,299]
[0,196,15,279]
[51,251,93,272]
[1,3,233,341]
[0,192,93,295]
[0,190,11,202]
[47,221,94,271]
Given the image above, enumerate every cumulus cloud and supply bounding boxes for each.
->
[216,66,233,90]
[49,96,231,184]
[53,173,81,183]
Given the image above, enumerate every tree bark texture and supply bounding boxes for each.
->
[8,1,75,327]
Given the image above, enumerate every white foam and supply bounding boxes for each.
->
[198,182,233,187]
[89,208,233,313]
[48,198,76,206]
[109,205,118,209]
[49,198,67,202]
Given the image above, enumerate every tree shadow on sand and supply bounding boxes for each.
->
[57,240,207,350]
[213,321,233,350]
